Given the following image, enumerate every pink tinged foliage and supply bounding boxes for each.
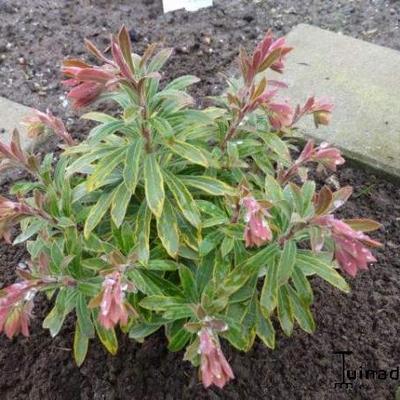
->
[0,281,37,338]
[314,215,382,277]
[97,272,130,330]
[296,140,345,172]
[267,101,294,130]
[0,196,31,243]
[62,28,136,109]
[239,31,292,86]
[241,196,272,248]
[111,39,134,81]
[292,96,334,127]
[297,139,315,164]
[0,130,31,173]
[252,32,292,74]
[248,88,293,131]
[23,109,75,146]
[62,62,116,109]
[278,140,345,186]
[312,142,345,172]
[199,328,234,389]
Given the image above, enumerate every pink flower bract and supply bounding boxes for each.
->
[199,328,234,389]
[0,281,36,338]
[98,272,129,330]
[23,109,74,146]
[293,96,334,127]
[314,215,381,277]
[62,63,115,109]
[242,196,272,248]
[312,142,345,172]
[268,102,294,130]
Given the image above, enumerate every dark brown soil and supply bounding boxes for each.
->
[1,1,400,399]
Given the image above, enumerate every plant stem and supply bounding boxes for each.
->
[220,111,244,151]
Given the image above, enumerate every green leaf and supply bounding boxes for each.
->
[77,279,102,297]
[129,320,164,341]
[164,170,201,228]
[111,183,131,228]
[137,270,182,297]
[199,230,224,256]
[260,257,278,315]
[179,265,198,302]
[196,252,214,293]
[135,202,152,264]
[88,120,125,143]
[259,132,291,163]
[239,296,258,353]
[147,259,180,271]
[123,140,143,194]
[144,153,165,218]
[84,191,114,238]
[256,303,275,349]
[10,181,43,196]
[93,316,118,355]
[229,274,257,304]
[43,288,77,337]
[74,322,89,367]
[76,294,95,338]
[296,251,350,293]
[213,252,231,282]
[153,89,194,109]
[151,116,174,138]
[81,112,118,123]
[163,307,194,320]
[178,245,198,261]
[196,200,227,220]
[66,146,118,177]
[222,319,249,351]
[168,327,191,352]
[43,306,66,337]
[135,268,182,297]
[217,244,278,302]
[86,148,126,191]
[157,199,179,258]
[147,48,173,72]
[180,176,236,196]
[265,175,284,202]
[139,296,186,311]
[287,285,316,334]
[301,181,316,216]
[165,75,200,91]
[167,140,209,167]
[277,240,297,286]
[128,269,163,296]
[277,286,294,336]
[220,236,235,257]
[285,183,303,216]
[13,219,47,245]
[291,267,313,305]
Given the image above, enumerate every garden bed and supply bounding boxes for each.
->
[0,1,400,399]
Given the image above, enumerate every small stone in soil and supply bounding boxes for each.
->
[129,28,139,42]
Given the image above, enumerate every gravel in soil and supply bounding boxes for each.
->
[0,1,400,399]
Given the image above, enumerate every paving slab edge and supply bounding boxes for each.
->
[300,130,400,184]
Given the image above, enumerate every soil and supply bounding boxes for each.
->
[0,0,400,399]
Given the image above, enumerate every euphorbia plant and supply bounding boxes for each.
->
[0,27,382,388]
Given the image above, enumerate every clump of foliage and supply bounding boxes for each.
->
[0,27,381,388]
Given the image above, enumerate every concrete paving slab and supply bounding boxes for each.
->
[278,24,400,179]
[0,96,36,152]
[0,97,50,184]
